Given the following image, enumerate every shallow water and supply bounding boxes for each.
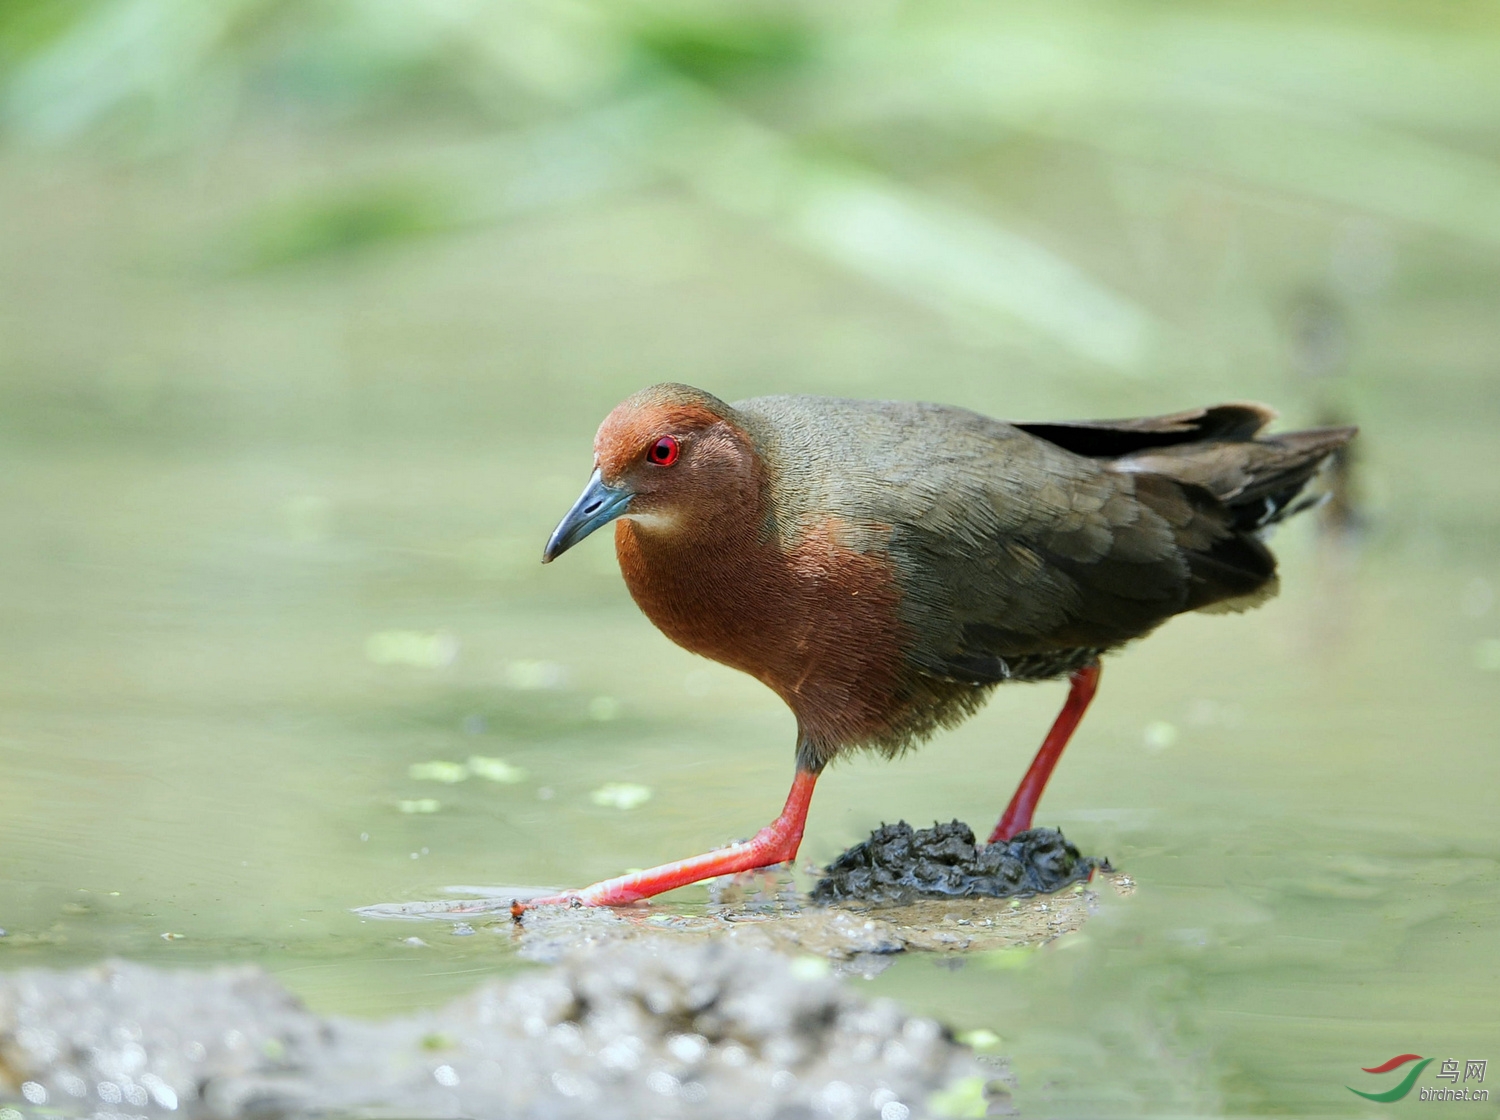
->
[4,427,1496,1116]
[2,135,1499,1117]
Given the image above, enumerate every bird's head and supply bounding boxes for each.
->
[543,384,757,562]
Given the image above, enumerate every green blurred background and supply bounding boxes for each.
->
[2,2,1498,1117]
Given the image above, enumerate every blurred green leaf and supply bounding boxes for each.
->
[4,0,258,142]
[5,0,1499,362]
[632,14,811,88]
[221,181,461,270]
[0,0,97,71]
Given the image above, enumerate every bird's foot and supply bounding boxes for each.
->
[512,769,820,922]
[510,892,585,921]
[509,833,802,921]
[510,887,651,917]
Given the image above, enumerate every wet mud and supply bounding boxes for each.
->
[0,942,1002,1120]
[812,821,1108,905]
[511,888,1103,972]
[359,862,1133,967]
[293,825,1127,1117]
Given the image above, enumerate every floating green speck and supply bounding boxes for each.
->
[978,947,1033,970]
[1142,719,1178,751]
[409,761,469,784]
[398,799,441,814]
[365,630,458,668]
[468,756,527,783]
[928,1075,989,1118]
[503,660,567,690]
[1474,638,1500,671]
[589,783,652,810]
[956,1028,1002,1051]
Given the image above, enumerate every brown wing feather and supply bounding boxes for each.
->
[891,412,1352,686]
[897,467,1272,684]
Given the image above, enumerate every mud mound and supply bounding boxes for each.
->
[812,820,1106,905]
[0,940,1002,1119]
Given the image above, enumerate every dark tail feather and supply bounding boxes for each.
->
[1117,423,1357,613]
[1111,424,1357,533]
[1218,427,1358,532]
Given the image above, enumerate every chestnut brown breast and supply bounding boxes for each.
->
[614,514,913,765]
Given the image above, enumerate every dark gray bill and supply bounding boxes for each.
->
[543,469,633,562]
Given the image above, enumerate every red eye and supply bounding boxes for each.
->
[647,436,679,466]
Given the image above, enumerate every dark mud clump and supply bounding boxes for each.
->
[812,820,1107,905]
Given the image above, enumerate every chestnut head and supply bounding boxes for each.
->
[544,384,756,562]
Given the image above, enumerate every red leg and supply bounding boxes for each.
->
[513,768,820,916]
[989,662,1101,844]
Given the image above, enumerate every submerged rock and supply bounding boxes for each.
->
[0,940,1004,1119]
[812,821,1107,905]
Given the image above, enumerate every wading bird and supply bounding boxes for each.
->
[518,385,1354,911]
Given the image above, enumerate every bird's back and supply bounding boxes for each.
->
[734,394,1073,541]
[733,393,1351,701]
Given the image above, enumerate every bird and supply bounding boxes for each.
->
[516,384,1355,912]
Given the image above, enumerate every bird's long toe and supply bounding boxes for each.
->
[510,893,585,920]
